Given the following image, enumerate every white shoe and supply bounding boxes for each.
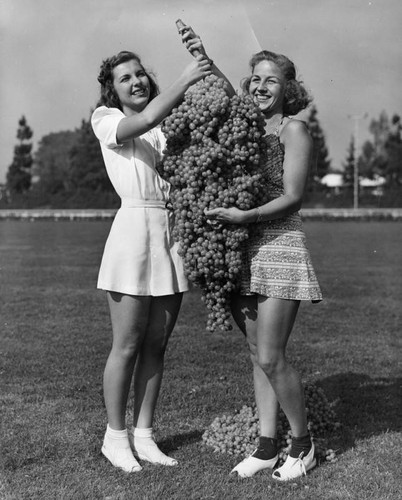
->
[272,443,316,481]
[231,453,278,478]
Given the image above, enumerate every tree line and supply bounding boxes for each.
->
[343,113,402,186]
[2,115,119,208]
[2,107,401,209]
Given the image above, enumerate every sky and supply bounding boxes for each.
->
[1,0,402,183]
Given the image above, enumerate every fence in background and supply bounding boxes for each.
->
[0,208,402,221]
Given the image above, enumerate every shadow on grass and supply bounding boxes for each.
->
[158,373,402,457]
[318,372,402,450]
[158,430,204,453]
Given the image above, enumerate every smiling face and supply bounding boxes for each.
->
[112,59,151,115]
[249,60,286,118]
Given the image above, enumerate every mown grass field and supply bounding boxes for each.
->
[0,219,401,500]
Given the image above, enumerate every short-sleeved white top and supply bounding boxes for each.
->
[91,106,189,296]
[91,106,170,203]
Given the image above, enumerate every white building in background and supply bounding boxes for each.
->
[359,175,386,196]
[320,173,386,197]
[320,173,344,194]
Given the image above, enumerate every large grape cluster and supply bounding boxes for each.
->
[159,75,268,331]
[202,383,341,464]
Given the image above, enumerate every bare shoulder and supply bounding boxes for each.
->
[281,118,310,135]
[280,118,312,146]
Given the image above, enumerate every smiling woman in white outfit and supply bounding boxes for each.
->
[91,37,214,474]
[92,108,187,296]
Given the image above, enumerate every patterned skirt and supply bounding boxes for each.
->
[239,212,322,302]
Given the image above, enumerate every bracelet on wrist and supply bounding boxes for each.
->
[255,207,263,223]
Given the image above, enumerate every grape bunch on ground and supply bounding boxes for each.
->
[159,75,269,331]
[202,383,341,464]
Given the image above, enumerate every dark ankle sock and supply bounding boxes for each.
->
[252,436,278,460]
[289,433,312,459]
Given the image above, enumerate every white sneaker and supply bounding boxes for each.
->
[272,443,316,481]
[231,453,278,478]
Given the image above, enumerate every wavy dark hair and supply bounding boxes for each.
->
[96,51,160,110]
[240,50,312,115]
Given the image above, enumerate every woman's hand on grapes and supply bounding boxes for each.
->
[182,55,212,85]
[205,207,246,225]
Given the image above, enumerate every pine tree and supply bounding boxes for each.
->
[358,111,402,186]
[384,114,402,186]
[359,140,378,179]
[34,130,80,195]
[369,110,389,159]
[68,118,112,192]
[342,136,355,187]
[6,116,33,194]
[306,105,331,190]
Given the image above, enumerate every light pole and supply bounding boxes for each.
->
[348,113,368,209]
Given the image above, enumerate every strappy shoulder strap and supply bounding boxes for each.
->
[276,116,290,137]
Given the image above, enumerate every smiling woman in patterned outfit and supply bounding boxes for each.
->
[205,50,322,481]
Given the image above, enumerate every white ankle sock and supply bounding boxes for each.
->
[131,427,178,466]
[102,425,142,473]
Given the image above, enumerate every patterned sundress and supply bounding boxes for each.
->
[239,123,322,302]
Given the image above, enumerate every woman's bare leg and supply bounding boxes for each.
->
[103,292,150,430]
[256,297,308,438]
[133,293,183,428]
[102,292,150,472]
[231,294,279,438]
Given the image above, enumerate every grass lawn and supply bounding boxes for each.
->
[0,220,401,500]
